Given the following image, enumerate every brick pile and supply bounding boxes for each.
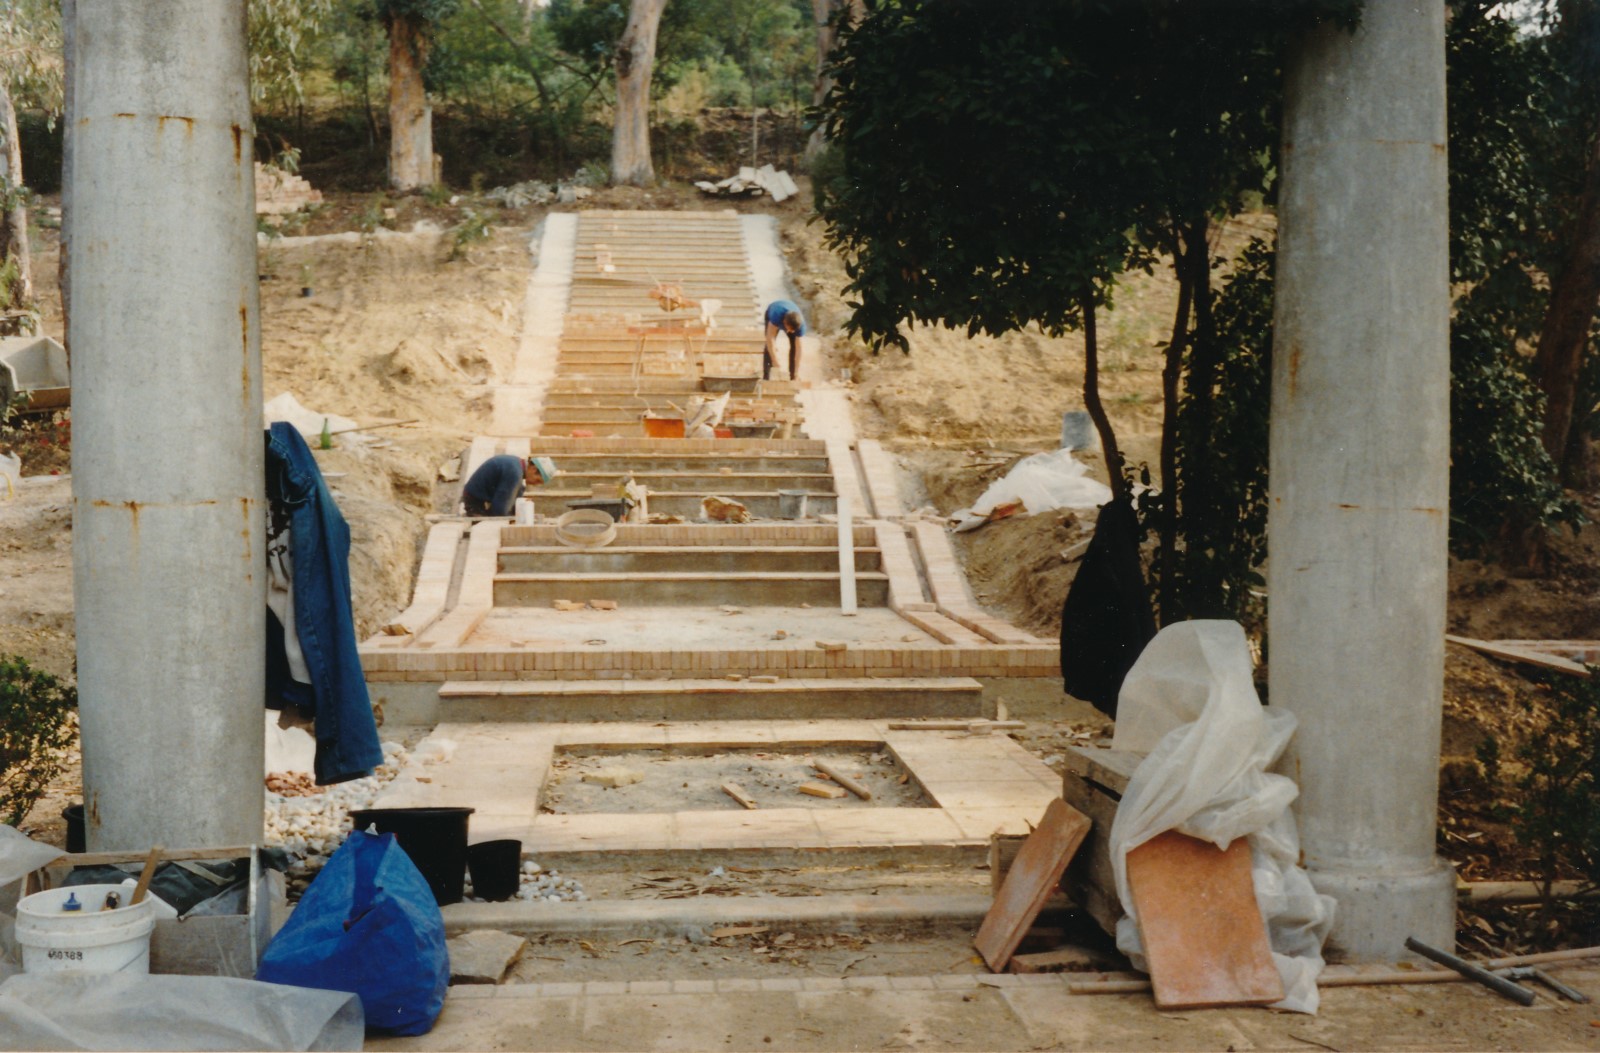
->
[255,162,324,216]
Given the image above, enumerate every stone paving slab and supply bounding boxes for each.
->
[367,964,1600,1052]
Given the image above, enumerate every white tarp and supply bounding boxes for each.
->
[1108,620,1337,1013]
[952,448,1111,531]
[263,392,359,445]
[0,973,362,1051]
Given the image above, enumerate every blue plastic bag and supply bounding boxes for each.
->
[256,830,449,1036]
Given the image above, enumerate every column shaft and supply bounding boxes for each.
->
[70,0,264,851]
[1270,0,1456,960]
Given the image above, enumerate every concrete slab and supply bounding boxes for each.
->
[366,964,1600,1052]
[448,929,529,984]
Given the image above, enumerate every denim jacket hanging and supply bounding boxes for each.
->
[265,422,384,784]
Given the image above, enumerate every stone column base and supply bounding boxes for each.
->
[1312,859,1458,964]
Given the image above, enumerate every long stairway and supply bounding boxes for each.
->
[359,210,1061,873]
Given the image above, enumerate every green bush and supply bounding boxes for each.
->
[0,655,76,828]
[1478,671,1600,907]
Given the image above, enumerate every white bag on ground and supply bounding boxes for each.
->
[954,448,1111,531]
[0,973,363,1051]
[1108,620,1336,1014]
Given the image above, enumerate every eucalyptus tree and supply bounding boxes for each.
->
[0,0,61,314]
[373,0,459,188]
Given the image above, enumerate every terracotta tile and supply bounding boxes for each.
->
[973,798,1091,971]
[1126,831,1283,1009]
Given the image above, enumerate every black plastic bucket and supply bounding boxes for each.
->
[466,839,523,902]
[348,807,474,905]
[62,803,84,853]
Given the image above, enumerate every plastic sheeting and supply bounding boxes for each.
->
[0,973,363,1051]
[952,448,1111,531]
[1108,620,1337,1014]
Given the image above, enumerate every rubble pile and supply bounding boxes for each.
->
[255,163,323,216]
[695,165,799,203]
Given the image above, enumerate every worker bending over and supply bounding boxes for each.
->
[462,454,536,517]
[763,299,807,381]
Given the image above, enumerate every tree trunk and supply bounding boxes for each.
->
[804,0,860,162]
[1081,285,1128,503]
[0,81,34,313]
[1156,233,1195,625]
[386,13,435,190]
[611,0,667,187]
[1533,129,1600,479]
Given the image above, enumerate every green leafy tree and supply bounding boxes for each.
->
[817,0,1354,621]
[249,0,335,114]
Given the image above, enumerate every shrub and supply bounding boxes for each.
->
[1478,670,1600,909]
[0,655,76,827]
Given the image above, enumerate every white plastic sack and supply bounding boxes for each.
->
[263,392,359,445]
[0,973,363,1051]
[265,712,317,776]
[956,448,1111,530]
[1108,620,1336,1013]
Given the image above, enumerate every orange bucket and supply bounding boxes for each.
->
[642,416,686,439]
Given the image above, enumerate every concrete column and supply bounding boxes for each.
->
[1269,0,1455,961]
[70,1,264,851]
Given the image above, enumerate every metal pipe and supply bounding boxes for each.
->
[1404,937,1536,1006]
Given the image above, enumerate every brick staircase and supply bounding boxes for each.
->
[357,210,1061,868]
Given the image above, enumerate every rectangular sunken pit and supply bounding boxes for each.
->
[368,719,1062,865]
[542,746,936,813]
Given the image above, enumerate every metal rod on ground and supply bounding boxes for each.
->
[1498,967,1591,1003]
[1067,945,1600,996]
[331,418,420,435]
[1404,937,1536,1005]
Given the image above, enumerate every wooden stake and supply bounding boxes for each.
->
[812,759,871,800]
[722,782,758,810]
[129,845,163,906]
[798,781,847,799]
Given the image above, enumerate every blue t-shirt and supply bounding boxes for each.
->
[463,454,525,516]
[764,300,807,335]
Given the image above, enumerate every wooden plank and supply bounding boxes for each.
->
[988,833,1026,892]
[1062,745,1142,796]
[974,798,1091,972]
[798,781,847,799]
[812,758,871,800]
[836,484,857,614]
[1007,947,1105,974]
[1126,831,1283,1009]
[1446,634,1590,677]
[722,782,758,809]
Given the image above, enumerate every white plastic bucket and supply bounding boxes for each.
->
[14,884,157,975]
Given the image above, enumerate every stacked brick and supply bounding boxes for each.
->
[255,163,324,216]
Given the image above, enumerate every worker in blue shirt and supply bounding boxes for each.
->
[763,299,807,381]
[462,454,530,517]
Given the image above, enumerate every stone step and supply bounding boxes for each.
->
[537,491,836,518]
[435,676,985,722]
[498,545,882,574]
[550,472,832,492]
[492,570,889,608]
[539,405,796,425]
[502,523,874,547]
[549,379,797,395]
[538,454,832,473]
